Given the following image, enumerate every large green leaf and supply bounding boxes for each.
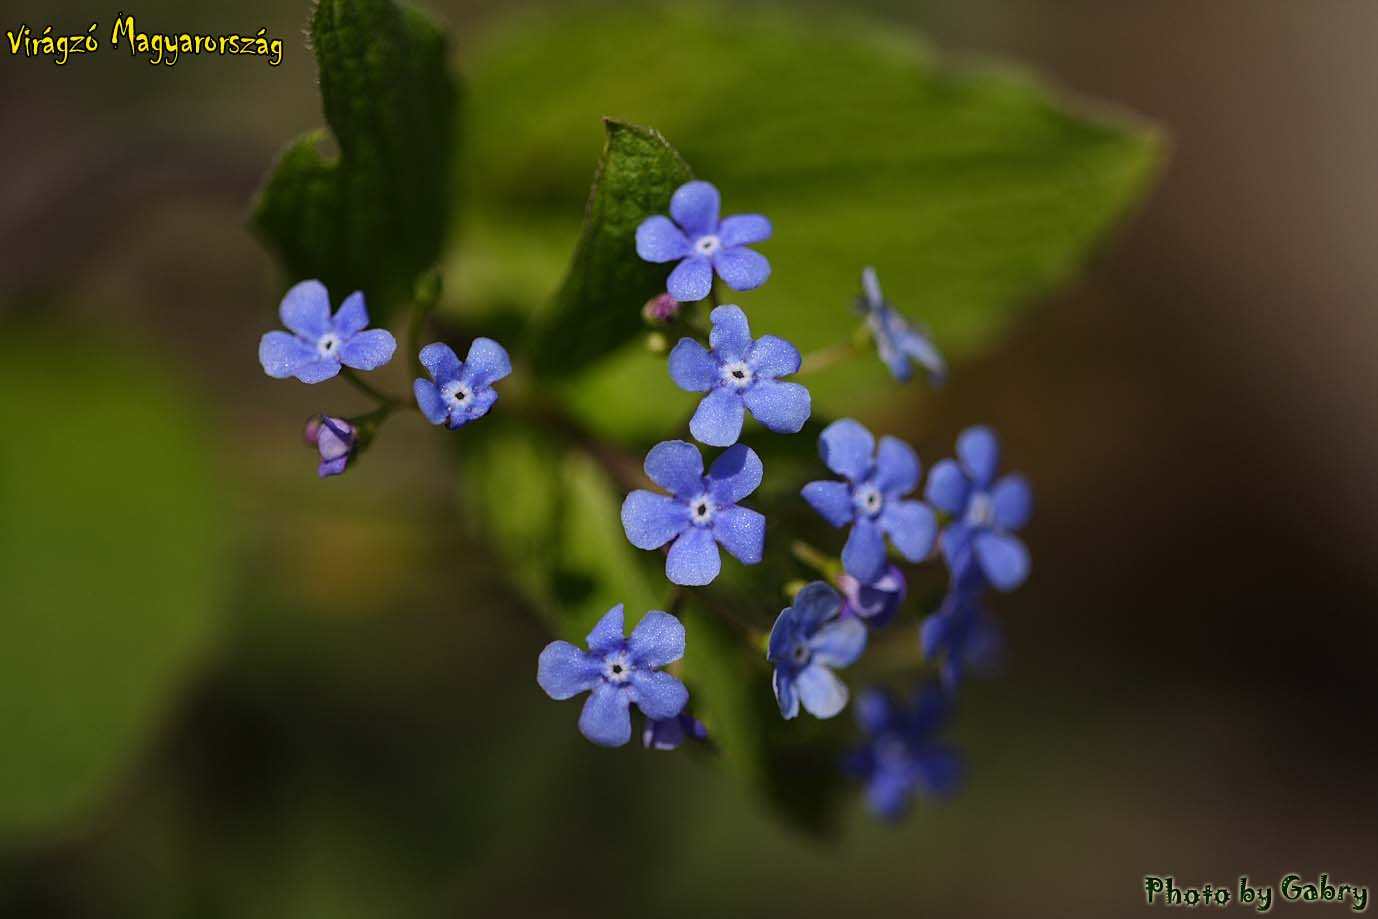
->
[452,3,1163,437]
[0,336,226,839]
[252,0,458,323]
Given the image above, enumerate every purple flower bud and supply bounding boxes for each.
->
[307,415,356,478]
[303,415,324,446]
[641,291,681,325]
[837,564,907,627]
[642,712,709,751]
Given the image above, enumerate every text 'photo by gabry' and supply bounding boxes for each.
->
[5,13,283,65]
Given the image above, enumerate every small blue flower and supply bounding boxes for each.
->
[767,582,867,720]
[536,604,690,747]
[921,586,1004,693]
[303,415,356,478]
[801,419,938,585]
[259,280,397,383]
[843,684,963,820]
[621,440,766,587]
[837,564,907,627]
[636,180,772,302]
[925,425,1032,591]
[413,339,512,430]
[642,712,709,751]
[859,267,945,385]
[669,305,811,447]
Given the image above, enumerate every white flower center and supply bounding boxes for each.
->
[443,380,473,408]
[603,651,632,684]
[966,491,994,528]
[694,234,722,256]
[316,332,343,358]
[721,360,754,388]
[688,494,716,526]
[855,484,884,518]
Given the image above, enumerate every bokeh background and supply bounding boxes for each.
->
[2,1,1375,916]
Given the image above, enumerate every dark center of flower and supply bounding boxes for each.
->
[316,332,342,357]
[791,642,810,665]
[604,652,632,683]
[721,360,754,389]
[695,234,721,256]
[855,484,884,517]
[732,368,746,380]
[688,494,715,526]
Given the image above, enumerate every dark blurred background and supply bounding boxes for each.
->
[1,1,1375,916]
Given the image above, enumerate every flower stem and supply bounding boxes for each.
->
[798,339,861,375]
[340,367,402,407]
[791,539,841,580]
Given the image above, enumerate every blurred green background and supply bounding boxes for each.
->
[2,1,1375,916]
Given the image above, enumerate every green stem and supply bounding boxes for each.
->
[791,540,841,580]
[798,339,861,375]
[340,367,402,408]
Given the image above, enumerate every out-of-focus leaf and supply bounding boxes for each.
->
[0,335,226,839]
[252,0,458,324]
[453,3,1164,438]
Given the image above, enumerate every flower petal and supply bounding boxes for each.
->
[861,266,884,309]
[718,213,772,247]
[914,747,963,797]
[818,418,875,482]
[579,683,632,747]
[711,505,764,565]
[413,379,448,425]
[668,338,717,392]
[293,359,342,384]
[866,770,915,820]
[925,458,970,514]
[939,521,977,573]
[339,328,397,371]
[874,436,920,496]
[855,687,899,736]
[635,215,691,263]
[689,387,745,447]
[713,247,770,292]
[643,440,704,498]
[991,474,1033,531]
[792,581,843,632]
[279,279,332,338]
[773,667,800,719]
[899,327,946,383]
[957,425,1000,487]
[460,337,512,388]
[318,456,349,478]
[880,499,936,563]
[419,342,461,383]
[743,380,811,434]
[796,663,849,719]
[258,331,316,379]
[745,334,800,379]
[801,480,855,527]
[667,256,713,302]
[707,443,763,504]
[332,290,369,338]
[707,304,753,360]
[669,180,720,237]
[767,608,800,662]
[621,490,689,550]
[536,641,601,700]
[665,526,721,586]
[809,617,867,668]
[842,517,887,584]
[627,610,686,668]
[974,531,1030,592]
[628,669,689,720]
[585,603,626,655]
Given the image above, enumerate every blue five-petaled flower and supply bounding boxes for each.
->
[621,440,765,586]
[537,604,690,747]
[413,339,512,430]
[636,180,772,302]
[669,305,811,447]
[843,684,963,820]
[859,267,946,385]
[802,419,938,585]
[259,280,397,383]
[767,581,867,720]
[925,425,1032,591]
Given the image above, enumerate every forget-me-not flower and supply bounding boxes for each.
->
[259,280,397,383]
[837,564,907,627]
[669,305,811,447]
[621,440,765,586]
[858,267,945,385]
[413,339,512,430]
[303,415,356,478]
[921,587,1004,693]
[642,712,709,751]
[635,180,771,302]
[802,419,937,585]
[767,581,867,720]
[537,604,689,747]
[925,425,1032,591]
[843,684,963,820]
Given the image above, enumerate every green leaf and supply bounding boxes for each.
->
[526,120,693,376]
[0,335,226,839]
[454,3,1164,437]
[252,0,458,323]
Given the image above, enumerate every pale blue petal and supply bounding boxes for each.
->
[743,380,810,434]
[819,419,875,482]
[669,180,720,237]
[419,342,461,384]
[874,436,920,496]
[668,338,717,392]
[773,668,800,719]
[711,506,764,565]
[707,443,763,504]
[627,610,686,668]
[867,770,914,820]
[332,290,369,338]
[628,670,689,720]
[579,683,632,747]
[414,379,448,425]
[855,687,899,735]
[689,387,745,447]
[259,331,316,379]
[536,641,601,700]
[861,266,884,309]
[925,459,970,514]
[745,334,800,379]
[294,359,341,384]
[643,440,704,498]
[957,425,1000,487]
[940,521,977,573]
[880,500,936,563]
[915,747,964,797]
[899,327,946,382]
[460,337,512,388]
[991,474,1033,531]
[792,581,842,632]
[667,256,713,302]
[718,214,772,247]
[842,517,887,584]
[665,526,720,586]
[713,247,770,291]
[707,304,753,360]
[585,604,626,655]
[635,215,691,263]
[809,618,867,668]
[974,531,1030,592]
[801,480,855,527]
[339,329,397,371]
[767,607,801,662]
[621,491,689,550]
[796,663,849,719]
[279,279,331,338]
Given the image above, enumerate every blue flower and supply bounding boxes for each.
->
[259,281,397,383]
[837,564,907,627]
[642,713,709,751]
[635,180,772,302]
[536,604,690,747]
[843,684,963,820]
[767,582,867,720]
[668,305,811,447]
[859,267,945,385]
[921,586,1004,693]
[621,440,765,587]
[801,419,937,585]
[303,415,356,478]
[925,425,1032,591]
[413,339,512,430]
